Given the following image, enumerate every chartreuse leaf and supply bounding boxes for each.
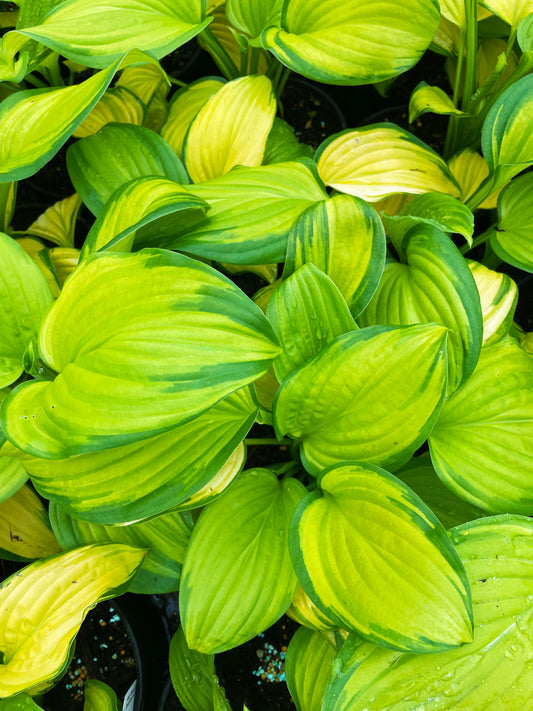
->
[13,238,60,298]
[381,192,474,255]
[80,176,208,258]
[73,86,144,138]
[472,73,533,207]
[169,626,216,711]
[285,627,337,711]
[48,248,80,288]
[489,171,533,272]
[292,462,473,653]
[287,585,340,631]
[227,0,283,37]
[0,454,28,505]
[0,182,16,233]
[429,337,533,514]
[14,389,255,524]
[479,0,533,30]
[180,468,306,653]
[18,0,211,69]
[83,680,119,711]
[448,148,501,209]
[184,75,276,183]
[316,124,460,202]
[468,260,518,344]
[284,193,386,316]
[0,544,146,697]
[409,81,465,122]
[274,324,447,474]
[158,160,328,265]
[116,63,170,133]
[0,484,60,561]
[0,58,123,183]
[261,0,440,85]
[27,194,82,249]
[0,694,43,710]
[0,250,278,459]
[263,118,314,165]
[322,515,533,711]
[266,264,357,382]
[49,501,190,594]
[161,77,225,159]
[67,123,189,216]
[359,225,483,395]
[396,454,487,529]
[0,234,55,388]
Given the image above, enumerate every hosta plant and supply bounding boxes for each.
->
[0,0,532,710]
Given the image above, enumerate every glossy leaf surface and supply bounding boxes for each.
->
[468,260,518,344]
[27,194,81,249]
[316,124,460,201]
[359,224,483,395]
[83,680,119,711]
[274,324,447,474]
[0,484,60,560]
[284,193,386,315]
[409,81,464,122]
[50,502,190,593]
[291,462,472,652]
[19,0,211,68]
[285,627,337,711]
[0,250,278,458]
[0,234,54,388]
[67,123,189,216]
[322,515,533,710]
[267,264,357,382]
[17,389,256,524]
[261,0,440,85]
[489,171,533,272]
[180,469,306,653]
[169,626,215,711]
[184,75,276,183]
[0,544,145,697]
[429,337,533,514]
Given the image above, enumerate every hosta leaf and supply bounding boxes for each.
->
[489,171,533,272]
[0,182,16,233]
[468,260,518,344]
[184,75,276,183]
[0,484,60,560]
[263,118,314,165]
[161,77,225,159]
[396,454,487,529]
[284,193,386,316]
[26,193,82,248]
[80,176,208,258]
[0,58,121,183]
[479,0,533,30]
[261,0,440,85]
[50,502,190,594]
[154,160,328,265]
[266,263,357,382]
[18,0,211,69]
[322,515,533,711]
[448,148,500,209]
[14,238,60,298]
[73,86,144,138]
[287,585,339,631]
[475,73,533,204]
[381,191,474,255]
[0,250,278,459]
[227,0,283,37]
[169,626,216,711]
[180,468,306,653]
[0,544,146,697]
[0,233,55,388]
[17,390,255,524]
[48,247,80,287]
[285,627,337,711]
[291,462,472,652]
[115,63,170,133]
[429,337,533,514]
[316,124,460,202]
[359,224,483,395]
[409,82,465,122]
[0,694,43,710]
[83,680,119,711]
[67,123,189,216]
[274,324,447,474]
[0,455,28,505]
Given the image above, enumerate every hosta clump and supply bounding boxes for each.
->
[0,0,533,709]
